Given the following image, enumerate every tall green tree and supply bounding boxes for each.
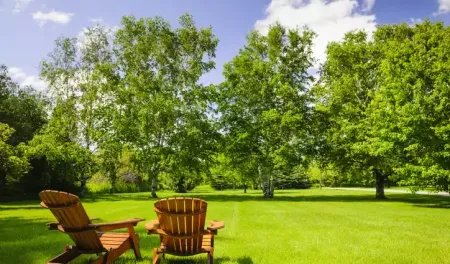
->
[112,14,219,197]
[40,26,114,193]
[219,24,315,198]
[0,65,47,196]
[0,123,29,195]
[0,65,47,146]
[369,21,450,193]
[313,31,395,198]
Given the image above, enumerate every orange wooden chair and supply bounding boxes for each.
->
[145,197,225,264]
[39,190,145,264]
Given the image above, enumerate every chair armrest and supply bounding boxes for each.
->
[206,220,225,235]
[144,219,160,233]
[207,220,225,231]
[46,222,59,230]
[90,218,145,232]
[90,218,100,222]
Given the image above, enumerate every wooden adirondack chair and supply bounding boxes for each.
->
[39,190,145,264]
[145,198,225,264]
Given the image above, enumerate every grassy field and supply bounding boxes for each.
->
[1,187,450,264]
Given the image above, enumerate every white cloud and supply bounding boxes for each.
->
[8,67,47,91]
[89,17,103,23]
[434,0,450,15]
[409,18,423,26]
[255,0,377,66]
[361,0,375,12]
[32,10,74,27]
[12,0,33,13]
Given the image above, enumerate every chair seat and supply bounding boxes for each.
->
[159,234,213,254]
[201,234,212,249]
[98,232,130,250]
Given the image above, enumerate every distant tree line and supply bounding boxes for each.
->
[1,16,449,199]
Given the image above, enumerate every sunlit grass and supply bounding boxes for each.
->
[1,187,450,263]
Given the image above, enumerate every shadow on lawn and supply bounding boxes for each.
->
[79,191,450,211]
[149,256,253,264]
[0,216,166,264]
[0,205,43,211]
[0,216,65,263]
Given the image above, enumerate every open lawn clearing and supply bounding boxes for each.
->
[1,188,450,264]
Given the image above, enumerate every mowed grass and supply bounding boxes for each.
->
[1,187,450,264]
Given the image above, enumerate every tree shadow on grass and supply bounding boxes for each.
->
[151,256,253,264]
[0,216,70,263]
[84,191,446,201]
[4,190,450,211]
[0,216,166,263]
[78,190,450,211]
[0,205,43,211]
[413,201,450,209]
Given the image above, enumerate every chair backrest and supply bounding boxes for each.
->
[154,197,208,255]
[39,190,103,253]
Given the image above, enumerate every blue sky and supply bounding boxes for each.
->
[1,0,449,90]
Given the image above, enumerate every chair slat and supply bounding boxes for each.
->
[39,190,103,251]
[185,197,193,255]
[153,197,209,256]
[193,198,201,253]
[175,198,186,254]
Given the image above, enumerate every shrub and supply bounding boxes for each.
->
[210,175,232,190]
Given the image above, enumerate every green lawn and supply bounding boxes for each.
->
[1,187,450,264]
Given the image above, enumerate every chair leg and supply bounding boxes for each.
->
[127,226,142,260]
[131,234,142,259]
[208,249,214,264]
[90,252,108,264]
[152,248,160,264]
[47,246,80,263]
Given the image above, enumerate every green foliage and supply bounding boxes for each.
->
[110,14,219,197]
[314,30,396,198]
[0,65,47,196]
[86,176,111,194]
[0,123,29,195]
[314,21,450,197]
[40,26,115,193]
[219,23,315,197]
[274,166,311,189]
[19,129,93,195]
[369,21,450,192]
[210,174,232,191]
[6,15,450,200]
[0,65,47,146]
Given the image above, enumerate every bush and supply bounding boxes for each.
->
[87,180,111,194]
[274,173,311,189]
[161,172,203,193]
[87,171,151,194]
[210,175,232,190]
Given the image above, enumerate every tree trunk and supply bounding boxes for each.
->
[0,171,6,196]
[151,176,158,198]
[176,176,187,193]
[438,177,448,193]
[319,171,322,190]
[444,178,449,193]
[243,182,247,193]
[79,176,87,197]
[375,170,386,199]
[110,172,116,194]
[258,165,274,198]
